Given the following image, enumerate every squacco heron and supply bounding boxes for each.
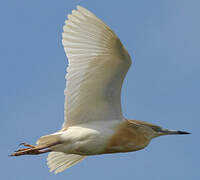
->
[11,6,190,174]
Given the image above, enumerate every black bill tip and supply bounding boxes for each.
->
[177,131,191,135]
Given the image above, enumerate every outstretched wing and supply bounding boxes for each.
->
[62,6,131,128]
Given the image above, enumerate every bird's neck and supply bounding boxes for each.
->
[102,120,152,154]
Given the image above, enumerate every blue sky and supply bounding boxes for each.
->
[1,0,199,179]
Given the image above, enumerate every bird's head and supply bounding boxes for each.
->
[129,120,190,138]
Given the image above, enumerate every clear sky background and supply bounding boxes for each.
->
[1,0,199,179]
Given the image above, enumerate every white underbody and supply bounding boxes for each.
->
[50,120,122,155]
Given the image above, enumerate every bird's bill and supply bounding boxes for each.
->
[159,129,191,136]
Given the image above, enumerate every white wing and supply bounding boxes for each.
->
[62,6,131,128]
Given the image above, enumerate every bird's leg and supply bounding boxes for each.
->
[10,142,60,156]
[13,143,45,154]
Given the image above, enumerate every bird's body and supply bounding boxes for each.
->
[11,5,190,174]
[44,120,153,156]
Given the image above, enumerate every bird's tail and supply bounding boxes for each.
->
[36,132,62,146]
[47,152,86,174]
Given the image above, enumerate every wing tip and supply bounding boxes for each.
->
[76,5,86,11]
[47,152,86,174]
[76,5,82,10]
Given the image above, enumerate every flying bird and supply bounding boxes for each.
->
[11,5,190,174]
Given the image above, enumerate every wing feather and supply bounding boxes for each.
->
[62,6,131,128]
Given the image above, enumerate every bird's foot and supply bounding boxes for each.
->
[10,143,51,156]
[18,143,35,148]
